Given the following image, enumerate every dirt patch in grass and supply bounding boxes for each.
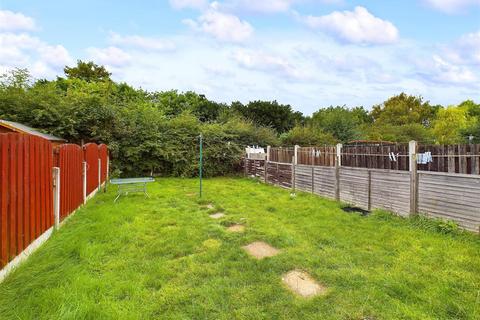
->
[242,241,280,259]
[282,270,327,298]
[226,224,245,233]
[186,193,196,197]
[209,213,225,219]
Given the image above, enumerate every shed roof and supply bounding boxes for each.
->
[0,119,66,142]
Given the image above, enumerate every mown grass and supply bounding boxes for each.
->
[0,177,479,319]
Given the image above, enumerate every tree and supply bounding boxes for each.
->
[232,100,303,134]
[371,93,439,127]
[432,106,472,144]
[280,125,336,146]
[310,106,370,143]
[64,60,112,82]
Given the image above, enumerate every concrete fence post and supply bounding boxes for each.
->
[336,143,342,167]
[52,167,60,228]
[82,161,87,204]
[266,145,271,162]
[98,158,101,191]
[335,144,342,201]
[409,140,418,215]
[294,145,299,165]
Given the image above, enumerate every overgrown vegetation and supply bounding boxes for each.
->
[1,61,479,176]
[0,178,478,319]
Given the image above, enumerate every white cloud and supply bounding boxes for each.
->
[169,0,208,10]
[109,33,176,51]
[214,0,345,13]
[218,0,294,13]
[444,30,480,65]
[423,0,480,13]
[0,10,36,32]
[302,6,399,45]
[0,32,72,76]
[87,46,131,67]
[418,54,477,85]
[233,49,308,80]
[183,8,253,42]
[38,45,72,68]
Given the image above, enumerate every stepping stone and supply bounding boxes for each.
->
[242,241,279,259]
[209,213,225,219]
[226,224,245,233]
[201,203,214,209]
[186,193,196,197]
[282,270,326,298]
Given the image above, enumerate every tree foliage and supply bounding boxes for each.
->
[232,100,303,134]
[64,60,112,82]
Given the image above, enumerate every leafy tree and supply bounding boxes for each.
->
[232,100,303,134]
[310,106,370,143]
[63,60,112,82]
[371,93,439,127]
[280,126,337,146]
[364,123,434,143]
[432,106,472,144]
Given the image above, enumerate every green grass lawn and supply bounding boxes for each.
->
[1,177,479,320]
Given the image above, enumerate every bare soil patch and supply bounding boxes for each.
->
[209,213,225,219]
[226,224,245,233]
[282,270,327,298]
[242,241,279,259]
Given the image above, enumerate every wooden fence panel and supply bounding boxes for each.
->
[294,165,313,193]
[83,143,99,196]
[342,144,409,171]
[339,167,369,209]
[55,144,84,220]
[417,144,480,174]
[297,147,336,166]
[269,147,294,163]
[370,170,410,217]
[277,164,292,189]
[245,159,265,179]
[313,166,336,199]
[0,133,53,268]
[99,144,108,184]
[418,172,480,232]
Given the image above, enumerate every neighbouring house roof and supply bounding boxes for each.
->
[0,119,66,142]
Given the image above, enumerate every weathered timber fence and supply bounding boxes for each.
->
[244,141,480,233]
[1,133,109,280]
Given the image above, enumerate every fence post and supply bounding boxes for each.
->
[266,146,271,162]
[335,144,342,201]
[292,156,295,192]
[336,143,342,167]
[98,159,101,191]
[367,170,372,211]
[83,161,87,204]
[409,140,418,215]
[52,167,60,228]
[105,156,110,192]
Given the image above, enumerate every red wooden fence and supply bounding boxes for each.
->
[0,134,53,268]
[54,144,84,221]
[98,144,108,183]
[83,143,99,196]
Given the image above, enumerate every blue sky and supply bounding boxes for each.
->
[0,0,479,114]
